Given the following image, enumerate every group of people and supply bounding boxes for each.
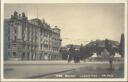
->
[67,54,81,63]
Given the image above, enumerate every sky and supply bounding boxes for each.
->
[4,3,124,46]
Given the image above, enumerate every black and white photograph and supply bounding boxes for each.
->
[1,0,128,82]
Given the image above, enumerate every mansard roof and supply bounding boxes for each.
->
[30,18,43,26]
[8,11,61,33]
[30,18,52,30]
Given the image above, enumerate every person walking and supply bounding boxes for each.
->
[67,54,71,63]
[109,52,114,70]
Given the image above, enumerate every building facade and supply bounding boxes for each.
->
[7,11,62,60]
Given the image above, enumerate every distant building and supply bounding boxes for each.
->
[5,11,62,60]
[65,44,81,50]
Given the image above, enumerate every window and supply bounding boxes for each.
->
[8,36,10,40]
[13,52,16,57]
[15,29,16,33]
[8,44,10,48]
[14,36,16,41]
[44,44,48,48]
[41,44,43,49]
[13,44,16,47]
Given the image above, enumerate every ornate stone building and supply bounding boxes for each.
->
[7,11,62,60]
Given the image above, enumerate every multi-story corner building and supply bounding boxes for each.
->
[6,11,62,60]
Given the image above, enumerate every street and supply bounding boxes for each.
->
[4,61,124,79]
[44,63,124,78]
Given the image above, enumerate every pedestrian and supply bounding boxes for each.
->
[109,55,114,70]
[67,54,71,63]
[109,47,115,70]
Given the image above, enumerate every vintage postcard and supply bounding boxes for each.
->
[1,0,128,82]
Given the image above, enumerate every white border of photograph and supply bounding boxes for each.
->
[1,0,128,81]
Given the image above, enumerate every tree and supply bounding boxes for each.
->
[105,39,113,54]
[60,48,68,60]
[119,33,124,57]
[105,39,114,69]
[105,39,109,51]
[79,44,85,60]
[94,43,102,56]
[74,50,80,63]
[68,45,75,62]
[81,46,93,59]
